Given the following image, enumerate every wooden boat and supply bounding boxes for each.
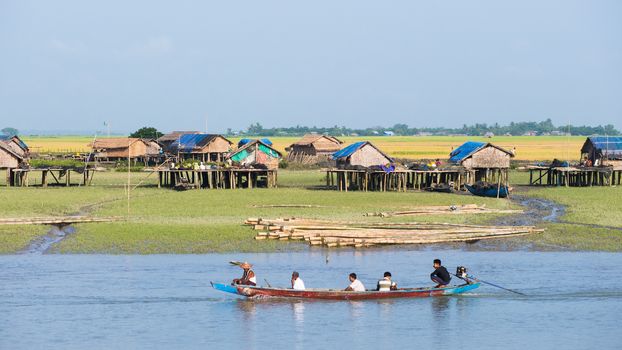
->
[211,281,479,300]
[465,183,509,198]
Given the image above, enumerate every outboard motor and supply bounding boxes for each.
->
[456,266,468,279]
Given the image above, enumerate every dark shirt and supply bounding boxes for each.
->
[431,266,451,284]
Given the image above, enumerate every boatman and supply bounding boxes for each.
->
[345,273,366,292]
[430,259,451,288]
[291,271,306,290]
[232,262,257,286]
[376,271,397,291]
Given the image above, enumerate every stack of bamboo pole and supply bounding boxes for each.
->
[245,217,543,248]
[365,204,522,217]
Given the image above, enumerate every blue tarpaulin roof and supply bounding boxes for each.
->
[238,138,272,148]
[449,141,486,163]
[583,136,622,158]
[586,136,622,151]
[332,141,367,160]
[170,134,226,152]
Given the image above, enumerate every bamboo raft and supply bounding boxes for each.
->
[364,204,522,217]
[245,217,544,248]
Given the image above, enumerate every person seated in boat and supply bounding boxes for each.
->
[291,271,305,290]
[430,259,451,288]
[345,273,366,292]
[232,262,257,286]
[376,271,397,291]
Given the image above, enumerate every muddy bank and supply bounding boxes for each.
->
[493,195,565,227]
[23,226,76,254]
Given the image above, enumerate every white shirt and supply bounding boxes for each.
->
[349,279,366,292]
[293,278,306,290]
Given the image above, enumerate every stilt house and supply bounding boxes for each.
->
[169,134,233,162]
[332,141,393,169]
[286,134,343,164]
[580,136,622,168]
[91,138,156,163]
[449,141,514,184]
[0,142,25,168]
[0,135,29,159]
[227,139,282,169]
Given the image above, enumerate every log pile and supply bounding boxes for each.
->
[365,204,522,217]
[245,217,544,248]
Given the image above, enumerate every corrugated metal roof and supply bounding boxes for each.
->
[449,141,486,163]
[332,141,367,160]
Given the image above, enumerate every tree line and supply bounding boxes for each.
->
[232,119,619,137]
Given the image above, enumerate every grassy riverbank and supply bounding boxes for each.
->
[519,186,622,251]
[23,135,585,161]
[0,169,620,253]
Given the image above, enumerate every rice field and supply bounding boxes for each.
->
[23,135,586,161]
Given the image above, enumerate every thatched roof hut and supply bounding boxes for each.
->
[0,141,25,168]
[449,141,514,169]
[227,139,282,169]
[91,138,152,160]
[0,135,29,159]
[581,136,622,167]
[169,134,233,162]
[332,141,393,169]
[449,141,514,184]
[286,134,343,164]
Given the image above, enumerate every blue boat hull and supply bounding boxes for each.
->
[211,282,480,300]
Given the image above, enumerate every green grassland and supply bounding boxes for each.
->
[0,169,620,253]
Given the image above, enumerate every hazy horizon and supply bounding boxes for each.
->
[2,1,621,134]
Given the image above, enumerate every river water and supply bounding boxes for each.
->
[1,250,620,350]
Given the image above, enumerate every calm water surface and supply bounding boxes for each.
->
[1,250,620,350]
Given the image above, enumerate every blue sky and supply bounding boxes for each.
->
[1,0,620,134]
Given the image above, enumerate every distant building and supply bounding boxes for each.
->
[286,134,343,164]
[550,130,571,136]
[523,131,538,136]
[384,131,395,136]
[484,132,494,138]
[332,141,393,169]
